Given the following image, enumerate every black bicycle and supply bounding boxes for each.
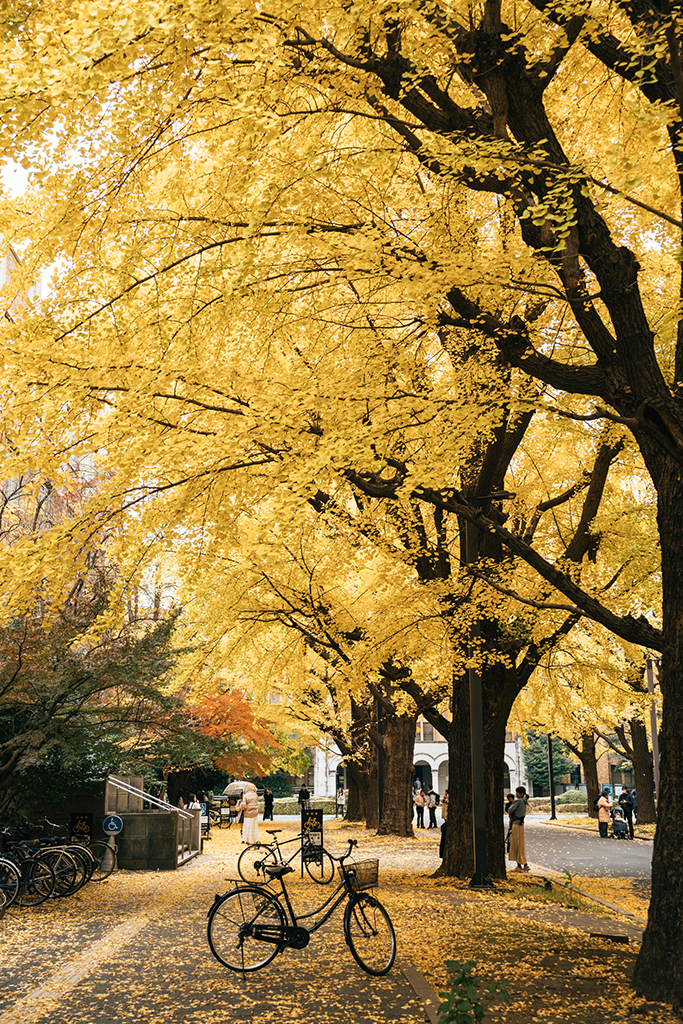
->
[208,839,396,976]
[238,828,335,885]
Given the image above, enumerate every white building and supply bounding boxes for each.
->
[311,717,530,798]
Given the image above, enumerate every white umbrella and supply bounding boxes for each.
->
[223,781,248,796]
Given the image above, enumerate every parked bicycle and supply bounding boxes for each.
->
[40,818,116,882]
[0,844,55,907]
[208,839,396,976]
[238,828,335,885]
[0,818,117,908]
[88,840,117,880]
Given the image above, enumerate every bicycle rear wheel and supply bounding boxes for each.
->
[303,849,335,885]
[208,887,285,972]
[88,842,116,880]
[344,893,396,975]
[238,843,277,884]
[0,858,20,908]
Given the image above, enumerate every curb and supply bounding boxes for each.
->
[400,962,440,1024]
[570,887,648,927]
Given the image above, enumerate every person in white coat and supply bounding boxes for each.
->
[238,782,259,844]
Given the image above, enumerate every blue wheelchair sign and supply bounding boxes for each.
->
[103,814,123,835]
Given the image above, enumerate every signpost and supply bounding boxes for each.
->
[102,814,124,836]
[300,808,324,877]
[70,812,93,844]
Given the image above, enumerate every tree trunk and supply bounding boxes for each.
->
[345,762,368,822]
[634,471,683,1002]
[375,712,416,837]
[569,732,599,818]
[630,717,657,825]
[437,664,517,879]
[364,751,379,830]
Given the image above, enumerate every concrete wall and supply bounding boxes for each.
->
[38,777,200,870]
[116,812,180,871]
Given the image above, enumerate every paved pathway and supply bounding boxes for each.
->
[525,816,653,878]
[0,844,426,1024]
[0,819,657,1024]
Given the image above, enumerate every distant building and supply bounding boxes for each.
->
[310,718,531,798]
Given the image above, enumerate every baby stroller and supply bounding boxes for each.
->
[611,809,629,839]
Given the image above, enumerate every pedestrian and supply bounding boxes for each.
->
[631,788,638,820]
[439,789,449,858]
[507,785,530,871]
[237,782,259,844]
[413,777,422,795]
[441,789,448,821]
[298,784,311,811]
[263,787,274,821]
[597,787,611,838]
[187,793,201,809]
[336,787,345,818]
[618,786,635,839]
[414,786,427,828]
[426,786,439,828]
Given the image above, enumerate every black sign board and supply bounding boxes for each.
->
[301,808,324,864]
[70,812,93,844]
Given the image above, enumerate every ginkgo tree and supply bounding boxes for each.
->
[0,0,680,1002]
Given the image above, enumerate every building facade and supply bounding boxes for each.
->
[311,717,531,798]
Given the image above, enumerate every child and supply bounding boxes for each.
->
[611,808,629,839]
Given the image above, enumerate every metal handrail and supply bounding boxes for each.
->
[107,776,194,820]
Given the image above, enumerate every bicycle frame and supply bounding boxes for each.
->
[247,842,365,949]
[268,871,352,940]
[254,830,323,872]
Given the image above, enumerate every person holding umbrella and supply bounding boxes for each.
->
[237,782,259,844]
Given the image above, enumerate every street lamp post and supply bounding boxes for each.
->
[646,657,661,802]
[547,733,557,820]
[463,491,516,889]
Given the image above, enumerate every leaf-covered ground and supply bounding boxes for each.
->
[0,818,678,1024]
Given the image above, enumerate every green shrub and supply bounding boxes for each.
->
[527,797,585,814]
[271,797,336,816]
[556,790,587,804]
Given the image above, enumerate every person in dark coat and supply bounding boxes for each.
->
[426,787,439,829]
[263,788,274,821]
[618,786,634,839]
[298,785,311,811]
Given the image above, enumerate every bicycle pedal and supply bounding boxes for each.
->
[285,926,310,950]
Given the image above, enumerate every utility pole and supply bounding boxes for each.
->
[646,658,661,803]
[547,733,557,820]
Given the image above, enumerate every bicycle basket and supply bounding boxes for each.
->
[341,859,379,891]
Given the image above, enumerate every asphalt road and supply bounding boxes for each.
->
[524,815,653,879]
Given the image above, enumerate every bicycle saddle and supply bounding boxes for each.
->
[263,863,294,878]
[265,829,282,835]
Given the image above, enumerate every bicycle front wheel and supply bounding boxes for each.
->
[304,849,335,885]
[64,845,95,888]
[88,842,116,880]
[38,849,77,897]
[18,858,55,906]
[344,893,396,975]
[208,887,285,972]
[238,843,277,884]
